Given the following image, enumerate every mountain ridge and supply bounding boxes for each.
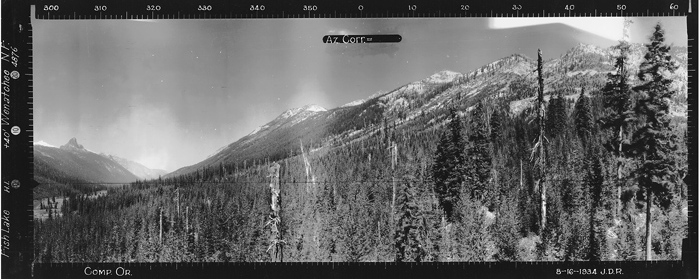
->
[102,154,168,180]
[166,42,687,179]
[34,138,164,184]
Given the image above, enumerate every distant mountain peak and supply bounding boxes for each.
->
[60,137,85,151]
[36,137,141,184]
[243,104,329,137]
[106,154,169,180]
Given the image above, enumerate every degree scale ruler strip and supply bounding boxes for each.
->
[3,0,698,278]
[32,0,693,19]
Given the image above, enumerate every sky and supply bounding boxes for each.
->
[32,17,687,172]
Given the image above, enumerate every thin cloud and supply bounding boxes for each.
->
[489,17,625,41]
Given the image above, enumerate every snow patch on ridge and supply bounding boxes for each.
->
[248,124,269,136]
[279,104,327,119]
[303,104,327,112]
[280,107,304,119]
[34,140,56,148]
[341,99,366,108]
[424,70,462,83]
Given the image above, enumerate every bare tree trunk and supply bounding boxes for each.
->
[391,142,397,219]
[376,220,381,261]
[645,187,652,260]
[540,180,546,233]
[300,139,315,193]
[589,195,596,260]
[533,49,547,234]
[520,159,523,190]
[159,208,163,244]
[268,163,283,262]
[616,126,623,221]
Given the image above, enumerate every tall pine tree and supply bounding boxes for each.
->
[574,88,594,144]
[465,101,492,203]
[585,147,606,261]
[432,108,466,222]
[394,178,425,262]
[600,39,634,221]
[546,91,568,138]
[629,23,679,261]
[489,108,503,149]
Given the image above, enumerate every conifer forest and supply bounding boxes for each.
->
[34,23,688,262]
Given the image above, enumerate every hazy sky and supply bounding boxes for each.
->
[32,17,687,171]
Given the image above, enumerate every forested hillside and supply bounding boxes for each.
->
[35,24,688,262]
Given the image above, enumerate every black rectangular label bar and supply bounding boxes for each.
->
[323,34,402,44]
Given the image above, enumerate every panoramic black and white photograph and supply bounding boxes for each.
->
[31,17,688,262]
